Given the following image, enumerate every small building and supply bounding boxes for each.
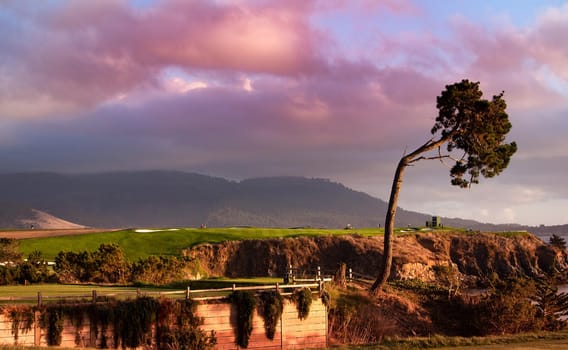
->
[431,216,442,227]
[426,216,442,228]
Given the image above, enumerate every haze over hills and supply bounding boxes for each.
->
[0,171,564,237]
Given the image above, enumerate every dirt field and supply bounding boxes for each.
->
[0,228,116,239]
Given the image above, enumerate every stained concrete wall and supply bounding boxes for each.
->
[0,298,327,350]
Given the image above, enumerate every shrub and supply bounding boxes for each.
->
[534,276,568,331]
[462,278,542,335]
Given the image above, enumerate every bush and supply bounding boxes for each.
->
[459,278,542,335]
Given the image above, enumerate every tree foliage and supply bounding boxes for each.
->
[54,244,130,284]
[371,80,517,293]
[0,238,22,264]
[534,276,568,330]
[549,234,567,250]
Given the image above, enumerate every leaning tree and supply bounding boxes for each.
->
[370,79,517,293]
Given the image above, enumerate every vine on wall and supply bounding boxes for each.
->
[156,298,216,350]
[293,287,313,320]
[230,291,256,348]
[39,305,64,346]
[3,305,35,344]
[258,291,283,340]
[2,296,215,350]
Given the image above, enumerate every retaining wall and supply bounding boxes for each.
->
[0,298,327,350]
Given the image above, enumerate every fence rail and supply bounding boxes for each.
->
[0,264,371,305]
[0,282,327,305]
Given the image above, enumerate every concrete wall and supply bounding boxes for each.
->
[0,298,327,350]
[199,299,327,350]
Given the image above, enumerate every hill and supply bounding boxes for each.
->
[0,171,563,234]
[0,204,86,229]
[0,171,431,228]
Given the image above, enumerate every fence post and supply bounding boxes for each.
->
[275,283,279,293]
[90,291,97,347]
[186,286,191,299]
[34,310,41,346]
[349,268,353,282]
[232,284,236,291]
[317,266,321,281]
[37,292,42,307]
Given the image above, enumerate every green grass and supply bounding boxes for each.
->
[0,284,162,298]
[18,227,381,260]
[16,226,531,261]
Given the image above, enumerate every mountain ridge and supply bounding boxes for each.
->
[0,171,564,235]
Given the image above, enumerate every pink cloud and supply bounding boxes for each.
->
[529,4,568,80]
[0,0,327,118]
[446,14,567,111]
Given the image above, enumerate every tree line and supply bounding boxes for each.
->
[0,238,197,286]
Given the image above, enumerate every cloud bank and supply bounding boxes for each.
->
[1,0,567,225]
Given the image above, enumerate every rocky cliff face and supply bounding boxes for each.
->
[183,232,568,285]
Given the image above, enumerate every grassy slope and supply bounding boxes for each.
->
[17,227,381,260]
[17,226,527,261]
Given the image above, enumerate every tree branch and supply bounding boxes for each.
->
[408,154,455,164]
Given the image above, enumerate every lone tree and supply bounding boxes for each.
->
[370,79,517,293]
[549,234,567,250]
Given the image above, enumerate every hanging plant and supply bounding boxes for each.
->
[51,302,90,347]
[4,305,35,344]
[230,291,256,348]
[258,291,283,340]
[39,305,64,346]
[156,298,216,350]
[112,297,159,349]
[89,302,114,349]
[293,288,313,320]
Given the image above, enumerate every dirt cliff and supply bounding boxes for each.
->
[183,232,568,285]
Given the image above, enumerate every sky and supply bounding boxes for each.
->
[1,0,567,226]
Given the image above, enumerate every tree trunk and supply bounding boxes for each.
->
[368,134,453,295]
[370,157,408,294]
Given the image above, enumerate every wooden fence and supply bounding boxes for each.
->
[0,283,327,350]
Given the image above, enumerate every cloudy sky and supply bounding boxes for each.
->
[1,0,567,226]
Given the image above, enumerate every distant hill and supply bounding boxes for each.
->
[0,171,563,235]
[0,204,86,229]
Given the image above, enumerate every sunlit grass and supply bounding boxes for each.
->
[18,227,381,260]
[16,226,529,261]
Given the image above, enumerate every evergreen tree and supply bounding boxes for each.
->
[371,80,517,293]
[549,234,567,250]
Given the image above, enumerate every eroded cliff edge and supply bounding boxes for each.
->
[183,232,568,285]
